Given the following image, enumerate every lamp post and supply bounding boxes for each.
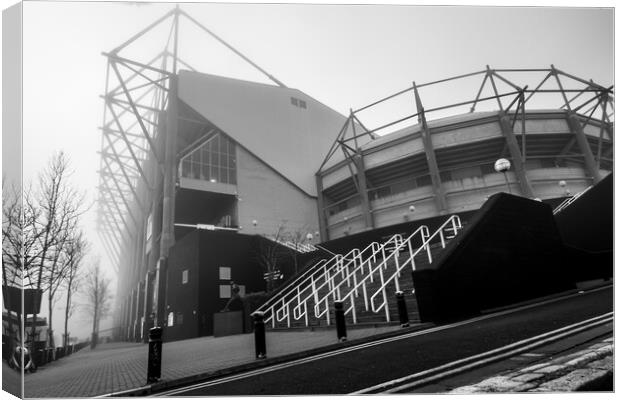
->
[494,158,512,194]
[559,180,570,196]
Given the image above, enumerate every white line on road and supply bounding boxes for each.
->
[351,312,613,394]
[153,286,611,397]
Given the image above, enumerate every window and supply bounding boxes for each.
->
[219,267,231,280]
[146,214,153,241]
[167,312,174,327]
[176,312,183,325]
[290,97,307,110]
[182,270,188,284]
[219,285,231,299]
[180,133,237,185]
[416,175,432,187]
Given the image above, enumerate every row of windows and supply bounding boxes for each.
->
[328,158,583,210]
[180,133,237,185]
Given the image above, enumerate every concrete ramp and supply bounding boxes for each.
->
[413,192,575,322]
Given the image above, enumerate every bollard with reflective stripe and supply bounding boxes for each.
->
[395,291,409,327]
[253,312,267,359]
[334,301,347,342]
[147,326,163,383]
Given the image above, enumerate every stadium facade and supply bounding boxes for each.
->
[97,8,613,341]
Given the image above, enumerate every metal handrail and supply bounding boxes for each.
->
[553,185,592,214]
[313,225,430,324]
[265,245,364,327]
[312,234,404,325]
[289,240,384,324]
[369,215,462,314]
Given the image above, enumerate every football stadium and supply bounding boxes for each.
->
[97,7,613,342]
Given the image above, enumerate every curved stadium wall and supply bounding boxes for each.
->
[317,109,612,240]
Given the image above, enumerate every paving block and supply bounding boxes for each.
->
[511,373,544,383]
[565,351,602,367]
[594,344,613,354]
[537,368,610,392]
[448,385,482,394]
[474,376,523,392]
[587,356,613,371]
[535,364,567,374]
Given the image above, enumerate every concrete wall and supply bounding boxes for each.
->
[432,121,501,149]
[320,111,611,241]
[236,146,319,238]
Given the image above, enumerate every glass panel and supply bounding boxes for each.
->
[219,267,231,280]
[182,133,237,185]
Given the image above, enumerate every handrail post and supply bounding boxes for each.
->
[379,266,389,322]
[304,302,308,327]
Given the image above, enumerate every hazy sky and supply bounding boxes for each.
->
[3,0,615,339]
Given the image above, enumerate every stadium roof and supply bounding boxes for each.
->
[178,70,350,196]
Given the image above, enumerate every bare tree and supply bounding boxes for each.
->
[281,226,312,275]
[62,231,87,348]
[27,152,86,346]
[2,182,43,352]
[83,259,112,349]
[254,225,288,292]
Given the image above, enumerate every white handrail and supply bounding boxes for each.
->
[266,245,364,327]
[553,185,592,214]
[369,215,462,314]
[290,239,383,324]
[313,225,430,324]
[255,257,327,315]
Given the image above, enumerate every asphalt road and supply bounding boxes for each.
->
[170,286,612,396]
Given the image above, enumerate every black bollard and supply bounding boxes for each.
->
[146,327,163,384]
[253,312,267,359]
[334,301,347,342]
[395,291,409,327]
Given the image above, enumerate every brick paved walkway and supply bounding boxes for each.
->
[21,325,399,398]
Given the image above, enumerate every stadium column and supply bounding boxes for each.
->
[353,154,374,230]
[498,113,534,198]
[566,112,602,184]
[156,74,178,330]
[315,174,329,241]
[413,83,448,214]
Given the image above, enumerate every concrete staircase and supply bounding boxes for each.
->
[268,240,451,331]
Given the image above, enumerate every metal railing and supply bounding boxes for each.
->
[553,185,592,214]
[259,246,360,328]
[313,225,431,325]
[369,215,462,314]
[273,241,382,328]
[288,239,389,326]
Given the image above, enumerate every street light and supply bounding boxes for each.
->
[306,233,313,242]
[494,158,512,193]
[559,180,570,196]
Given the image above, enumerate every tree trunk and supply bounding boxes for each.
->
[63,273,73,348]
[2,263,14,359]
[48,288,54,349]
